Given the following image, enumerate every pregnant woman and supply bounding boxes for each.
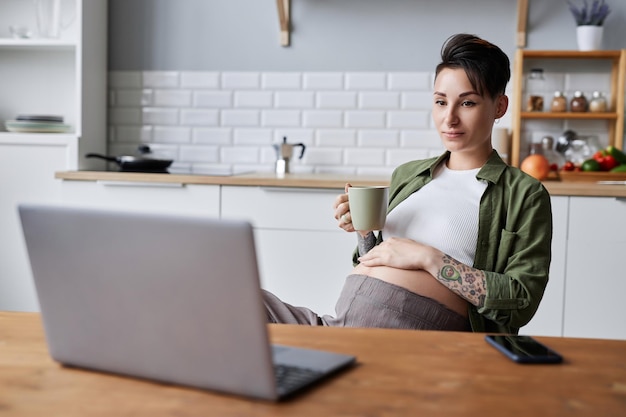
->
[263,33,553,335]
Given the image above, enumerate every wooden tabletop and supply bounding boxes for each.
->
[1,312,625,416]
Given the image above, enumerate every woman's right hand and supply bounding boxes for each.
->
[333,183,355,232]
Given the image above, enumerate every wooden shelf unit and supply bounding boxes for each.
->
[511,49,626,167]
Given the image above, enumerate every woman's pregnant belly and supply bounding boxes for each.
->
[352,263,469,317]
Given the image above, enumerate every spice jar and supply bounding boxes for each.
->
[550,91,567,112]
[570,91,588,113]
[525,69,545,112]
[589,91,607,112]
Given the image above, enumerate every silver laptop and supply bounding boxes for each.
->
[18,203,355,401]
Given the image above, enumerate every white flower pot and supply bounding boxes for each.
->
[576,25,603,51]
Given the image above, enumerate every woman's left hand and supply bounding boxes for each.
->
[357,237,440,271]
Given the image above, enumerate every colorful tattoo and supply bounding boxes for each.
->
[437,255,487,307]
[440,265,461,282]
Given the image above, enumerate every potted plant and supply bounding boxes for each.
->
[567,0,611,51]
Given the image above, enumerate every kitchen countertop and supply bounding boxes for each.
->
[55,171,626,198]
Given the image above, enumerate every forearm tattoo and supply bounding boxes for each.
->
[437,255,487,307]
[357,231,377,256]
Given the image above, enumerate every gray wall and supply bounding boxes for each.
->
[108,0,626,72]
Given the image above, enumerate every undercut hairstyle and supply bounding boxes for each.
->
[435,34,511,100]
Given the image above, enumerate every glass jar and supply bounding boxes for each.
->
[589,91,607,112]
[570,91,588,113]
[525,68,545,112]
[550,91,567,112]
[541,136,566,170]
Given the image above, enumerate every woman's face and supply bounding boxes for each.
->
[432,68,506,161]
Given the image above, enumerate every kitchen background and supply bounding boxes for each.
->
[106,0,626,175]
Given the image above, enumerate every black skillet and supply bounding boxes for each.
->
[85,151,173,173]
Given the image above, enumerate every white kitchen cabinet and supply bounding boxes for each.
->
[0,0,107,312]
[521,196,568,337]
[0,137,72,311]
[563,196,626,340]
[221,186,357,316]
[60,180,221,217]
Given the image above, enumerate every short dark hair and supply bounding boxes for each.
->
[435,34,510,100]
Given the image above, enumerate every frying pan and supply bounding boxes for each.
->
[86,152,173,173]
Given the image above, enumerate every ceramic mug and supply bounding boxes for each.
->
[347,186,389,231]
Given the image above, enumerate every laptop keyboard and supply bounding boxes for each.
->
[274,364,324,396]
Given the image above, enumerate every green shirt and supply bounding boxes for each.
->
[356,150,553,334]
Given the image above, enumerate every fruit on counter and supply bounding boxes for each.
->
[592,150,619,171]
[561,161,576,171]
[605,146,626,165]
[581,158,601,172]
[610,164,626,173]
[520,154,550,180]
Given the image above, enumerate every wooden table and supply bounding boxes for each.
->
[1,312,625,416]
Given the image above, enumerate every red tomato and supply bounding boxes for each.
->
[601,155,619,171]
[562,161,575,172]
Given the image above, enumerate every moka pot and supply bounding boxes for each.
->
[273,137,306,174]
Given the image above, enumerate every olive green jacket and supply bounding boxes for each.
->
[354,150,553,334]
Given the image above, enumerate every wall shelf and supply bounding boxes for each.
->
[511,49,626,167]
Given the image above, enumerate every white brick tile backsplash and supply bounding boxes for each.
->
[221,110,259,126]
[262,72,302,89]
[345,111,386,128]
[401,130,444,148]
[222,73,260,89]
[402,92,433,110]
[179,145,220,162]
[345,148,385,166]
[180,109,219,126]
[316,129,356,147]
[194,91,233,108]
[359,92,400,109]
[303,110,343,127]
[221,146,260,164]
[142,71,179,88]
[275,92,315,108]
[142,107,179,125]
[272,129,315,144]
[346,73,386,90]
[388,72,431,91]
[152,126,192,143]
[303,148,343,165]
[261,110,301,127]
[358,130,399,147]
[387,148,429,167]
[108,70,543,173]
[180,72,220,88]
[154,90,192,107]
[387,111,429,129]
[192,128,232,145]
[317,92,357,109]
[234,91,273,108]
[234,129,273,145]
[303,73,344,90]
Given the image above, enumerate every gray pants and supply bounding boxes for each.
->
[263,274,471,332]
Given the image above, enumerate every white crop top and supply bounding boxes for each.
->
[383,162,488,266]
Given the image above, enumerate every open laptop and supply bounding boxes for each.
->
[18,203,355,401]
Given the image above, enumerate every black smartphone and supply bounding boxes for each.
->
[485,334,563,364]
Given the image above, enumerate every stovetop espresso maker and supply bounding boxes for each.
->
[273,137,306,175]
